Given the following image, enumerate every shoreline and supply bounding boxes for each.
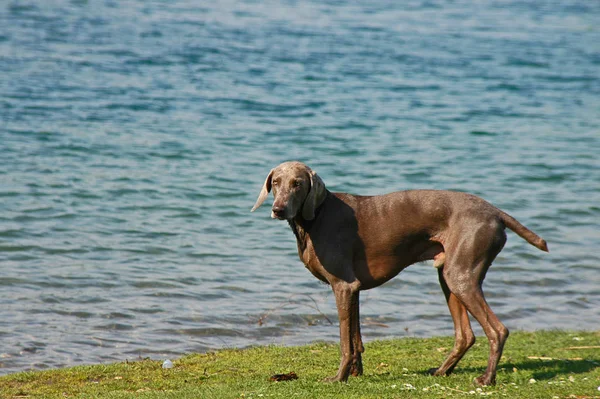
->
[1,330,598,398]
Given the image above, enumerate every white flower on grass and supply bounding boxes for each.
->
[529,378,537,384]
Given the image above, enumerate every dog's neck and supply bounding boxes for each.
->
[288,190,330,252]
[288,219,307,253]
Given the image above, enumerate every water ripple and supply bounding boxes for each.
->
[1,0,599,376]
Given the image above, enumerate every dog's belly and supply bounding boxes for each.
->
[356,240,444,290]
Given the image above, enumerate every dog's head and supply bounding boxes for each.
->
[251,161,327,221]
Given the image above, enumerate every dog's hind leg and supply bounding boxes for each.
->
[442,220,508,386]
[429,267,475,377]
[450,278,508,386]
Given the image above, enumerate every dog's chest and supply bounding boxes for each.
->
[298,241,329,284]
[289,220,331,284]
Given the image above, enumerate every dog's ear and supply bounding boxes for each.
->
[302,169,326,220]
[251,169,274,212]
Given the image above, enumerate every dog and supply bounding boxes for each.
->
[251,161,548,385]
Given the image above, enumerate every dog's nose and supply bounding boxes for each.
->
[272,206,286,218]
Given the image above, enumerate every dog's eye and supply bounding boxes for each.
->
[293,180,301,187]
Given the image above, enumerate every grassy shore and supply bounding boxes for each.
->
[1,331,599,398]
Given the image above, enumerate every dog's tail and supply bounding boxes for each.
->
[499,210,549,252]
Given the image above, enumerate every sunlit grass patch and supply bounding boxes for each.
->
[1,330,598,398]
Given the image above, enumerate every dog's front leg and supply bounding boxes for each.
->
[349,291,364,376]
[324,281,360,383]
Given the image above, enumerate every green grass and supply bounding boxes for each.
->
[1,331,599,398]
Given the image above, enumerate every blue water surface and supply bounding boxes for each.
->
[1,0,599,374]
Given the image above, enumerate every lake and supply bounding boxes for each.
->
[1,0,599,375]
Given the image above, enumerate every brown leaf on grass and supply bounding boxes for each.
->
[269,372,298,382]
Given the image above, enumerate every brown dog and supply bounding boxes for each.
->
[251,161,548,386]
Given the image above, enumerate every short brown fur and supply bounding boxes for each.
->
[252,161,548,386]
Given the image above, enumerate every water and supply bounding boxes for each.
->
[1,0,599,375]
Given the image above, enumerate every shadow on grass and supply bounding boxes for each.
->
[504,358,600,380]
[421,358,600,381]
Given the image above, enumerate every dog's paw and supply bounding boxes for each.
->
[474,375,495,386]
[428,367,453,377]
[349,362,363,377]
